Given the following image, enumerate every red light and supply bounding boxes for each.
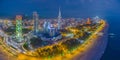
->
[16,15,22,20]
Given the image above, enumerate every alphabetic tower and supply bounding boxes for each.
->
[16,15,23,43]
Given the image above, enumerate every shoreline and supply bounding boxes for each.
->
[72,20,108,60]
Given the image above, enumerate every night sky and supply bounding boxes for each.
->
[0,0,120,18]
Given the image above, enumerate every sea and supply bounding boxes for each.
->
[101,16,120,60]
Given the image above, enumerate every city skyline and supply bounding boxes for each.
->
[0,0,120,60]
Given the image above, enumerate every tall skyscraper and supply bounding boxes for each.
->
[33,12,39,34]
[16,15,23,43]
[58,8,62,29]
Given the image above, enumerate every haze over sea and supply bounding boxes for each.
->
[0,0,120,60]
